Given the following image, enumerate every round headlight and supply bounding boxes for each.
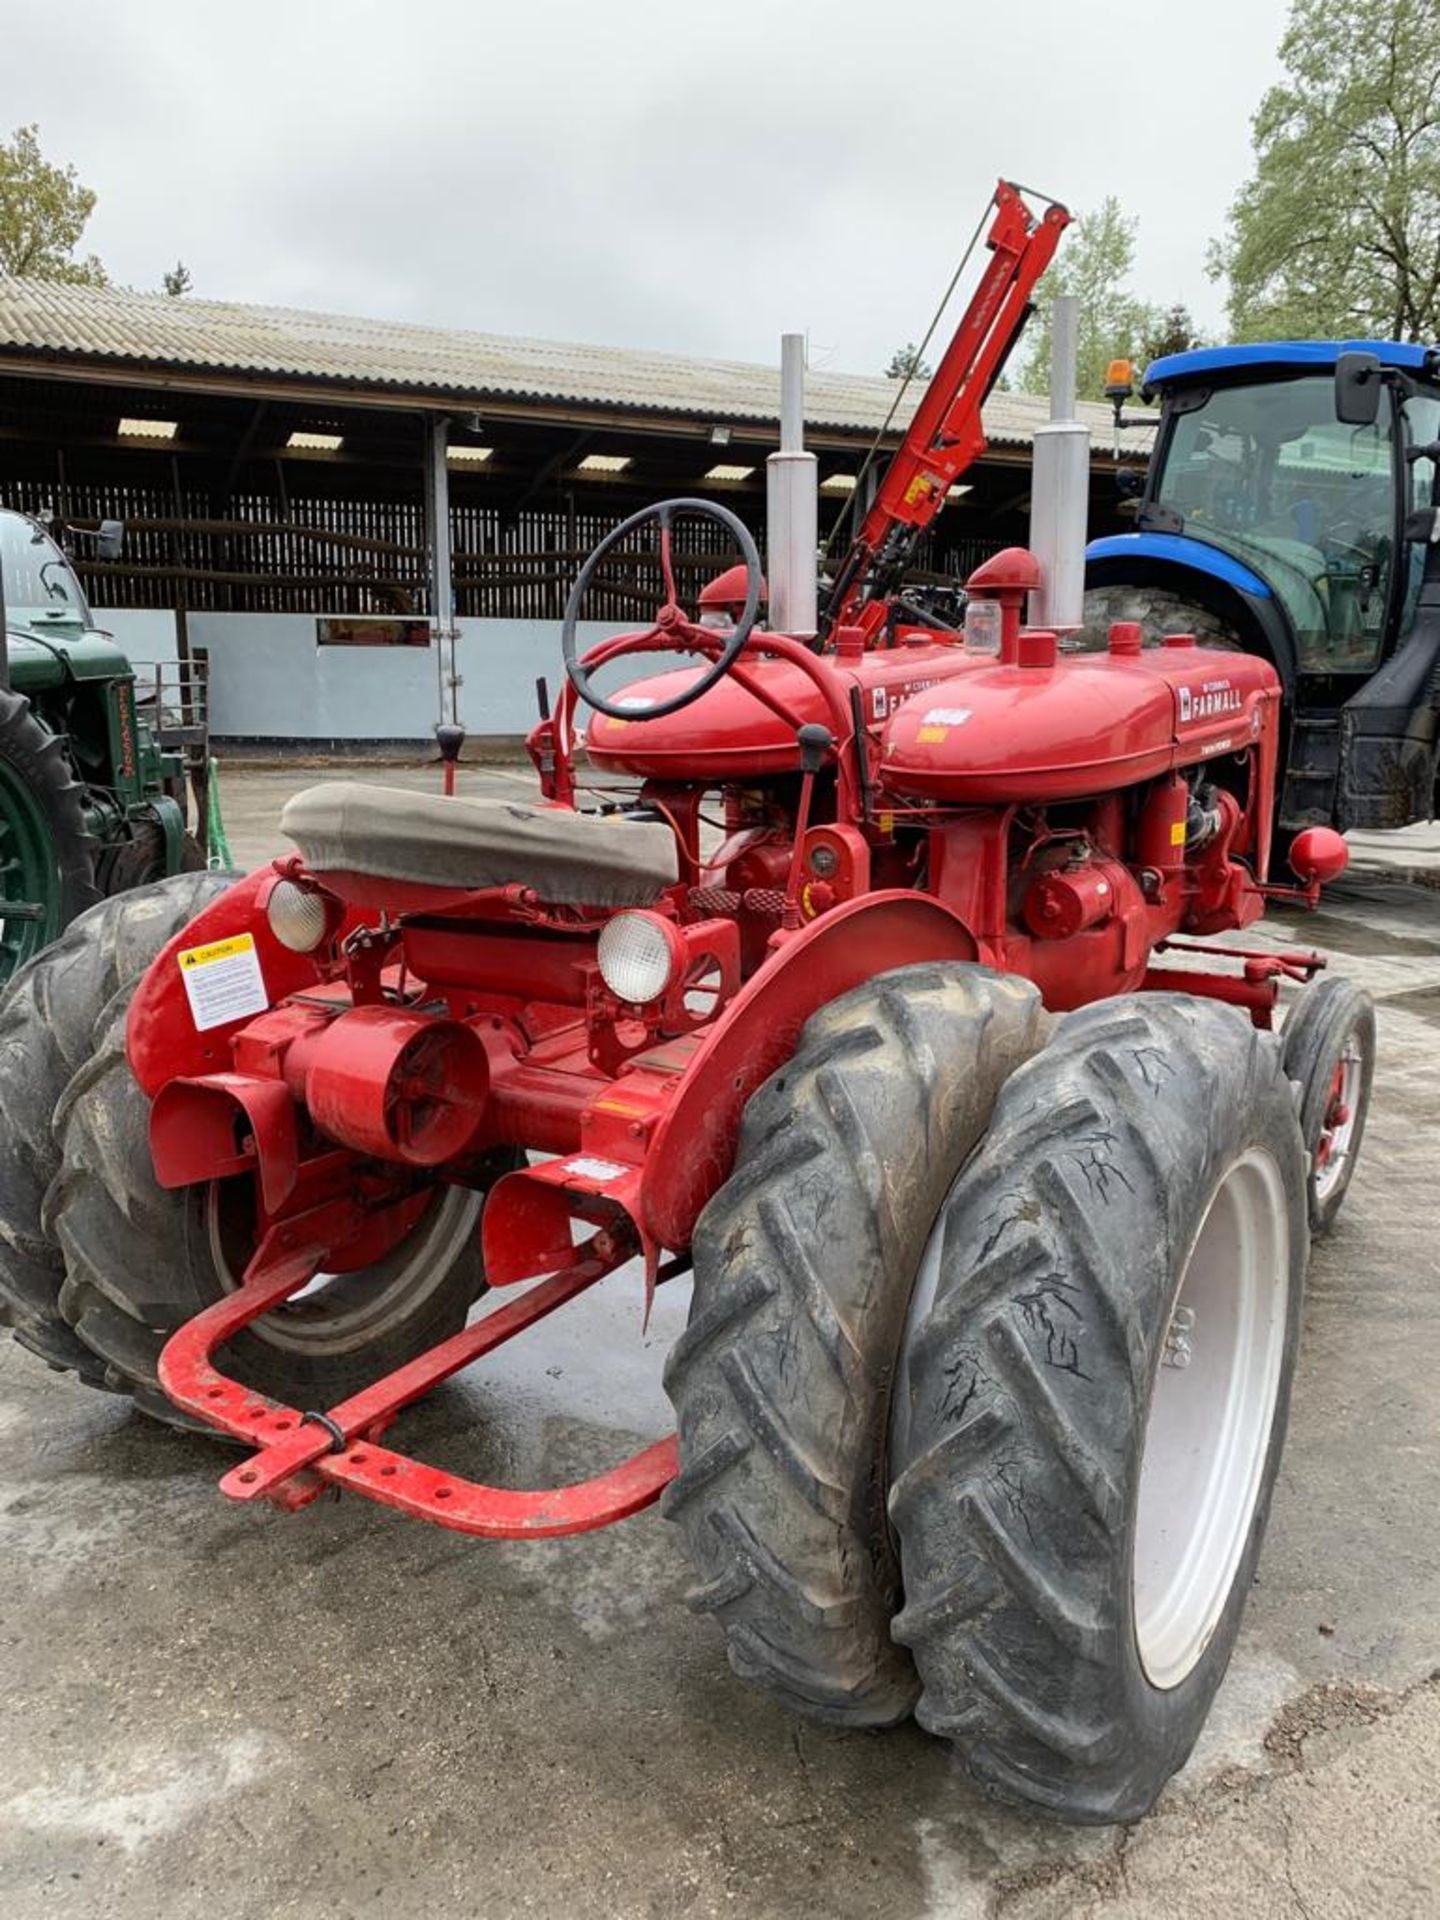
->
[596,911,679,1006]
[267,878,331,953]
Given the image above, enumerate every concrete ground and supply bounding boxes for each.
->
[2,763,1438,1919]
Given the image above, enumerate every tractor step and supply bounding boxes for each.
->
[156,1208,678,1538]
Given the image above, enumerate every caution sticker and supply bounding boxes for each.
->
[177,931,269,1033]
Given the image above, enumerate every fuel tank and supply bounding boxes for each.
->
[880,637,1280,802]
[584,639,969,779]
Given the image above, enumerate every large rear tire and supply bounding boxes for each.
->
[0,686,99,988]
[44,1005,506,1428]
[0,872,234,1381]
[889,996,1308,1824]
[663,963,1048,1728]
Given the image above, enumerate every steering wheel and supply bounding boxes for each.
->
[561,498,763,721]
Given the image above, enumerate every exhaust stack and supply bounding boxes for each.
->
[766,334,818,639]
[1028,294,1090,632]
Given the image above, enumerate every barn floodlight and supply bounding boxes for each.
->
[287,431,343,452]
[710,426,733,446]
[118,418,178,441]
[577,454,632,474]
[704,464,755,483]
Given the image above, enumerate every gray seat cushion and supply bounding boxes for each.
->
[281,782,678,907]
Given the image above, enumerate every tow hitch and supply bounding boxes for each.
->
[157,1206,678,1537]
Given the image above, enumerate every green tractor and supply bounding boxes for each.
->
[0,505,213,984]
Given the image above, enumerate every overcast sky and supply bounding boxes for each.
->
[4,0,1293,375]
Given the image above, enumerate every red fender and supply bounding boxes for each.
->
[127,870,360,1100]
[638,890,979,1251]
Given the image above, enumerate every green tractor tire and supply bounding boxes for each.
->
[0,686,98,987]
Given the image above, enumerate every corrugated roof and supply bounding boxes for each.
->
[0,275,1142,451]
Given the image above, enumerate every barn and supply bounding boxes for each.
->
[0,278,1142,746]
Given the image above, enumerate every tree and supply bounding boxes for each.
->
[1017,198,1156,401]
[1212,0,1440,342]
[885,342,932,380]
[1140,302,1203,364]
[0,125,107,285]
[162,260,193,297]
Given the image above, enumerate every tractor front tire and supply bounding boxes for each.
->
[889,996,1308,1824]
[1281,976,1376,1233]
[663,963,1048,1728]
[0,871,234,1381]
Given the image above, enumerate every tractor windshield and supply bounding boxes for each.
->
[0,510,92,632]
[1151,375,1396,674]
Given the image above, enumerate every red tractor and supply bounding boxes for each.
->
[0,185,1377,1826]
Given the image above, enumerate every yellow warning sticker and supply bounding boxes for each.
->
[177,931,268,1033]
[916,724,949,744]
[1170,820,1188,846]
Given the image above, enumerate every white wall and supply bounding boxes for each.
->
[91,610,687,741]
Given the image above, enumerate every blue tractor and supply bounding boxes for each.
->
[1086,342,1440,856]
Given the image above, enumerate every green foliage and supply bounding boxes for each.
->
[0,125,107,285]
[1212,0,1440,341]
[162,260,193,297]
[1141,302,1203,364]
[1017,199,1157,401]
[885,342,932,380]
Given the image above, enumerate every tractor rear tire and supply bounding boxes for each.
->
[889,995,1308,1825]
[1281,976,1376,1233]
[1080,586,1241,655]
[44,1002,503,1429]
[0,686,101,987]
[0,871,234,1383]
[663,963,1048,1728]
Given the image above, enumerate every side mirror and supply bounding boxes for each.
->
[96,518,125,561]
[1115,468,1146,499]
[1335,351,1382,427]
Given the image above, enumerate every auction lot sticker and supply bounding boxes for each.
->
[177,931,269,1032]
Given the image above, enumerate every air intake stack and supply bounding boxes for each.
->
[1028,293,1090,632]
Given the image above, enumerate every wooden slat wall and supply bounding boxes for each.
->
[1,475,1001,621]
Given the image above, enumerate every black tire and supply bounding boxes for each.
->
[662,963,1049,1728]
[889,995,1308,1825]
[96,817,207,896]
[1080,586,1241,655]
[0,685,100,984]
[44,1004,507,1429]
[1281,976,1376,1233]
[0,871,235,1382]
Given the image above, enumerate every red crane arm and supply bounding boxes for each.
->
[827,181,1070,638]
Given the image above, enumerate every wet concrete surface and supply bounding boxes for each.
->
[2,767,1438,1917]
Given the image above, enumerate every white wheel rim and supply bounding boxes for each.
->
[1313,1037,1363,1204]
[1133,1149,1290,1690]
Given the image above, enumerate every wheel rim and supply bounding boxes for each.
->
[1313,1038,1363,1204]
[1132,1149,1290,1690]
[0,758,63,983]
[206,1179,483,1357]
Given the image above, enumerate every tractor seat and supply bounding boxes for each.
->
[281,782,679,909]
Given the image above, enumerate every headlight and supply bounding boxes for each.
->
[596,911,680,1005]
[266,878,331,953]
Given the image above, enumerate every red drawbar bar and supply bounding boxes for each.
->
[157,1208,678,1538]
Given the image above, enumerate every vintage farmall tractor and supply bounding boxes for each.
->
[0,184,1379,1826]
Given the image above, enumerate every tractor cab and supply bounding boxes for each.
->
[1087,341,1440,834]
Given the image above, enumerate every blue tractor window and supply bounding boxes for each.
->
[1153,376,1395,673]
